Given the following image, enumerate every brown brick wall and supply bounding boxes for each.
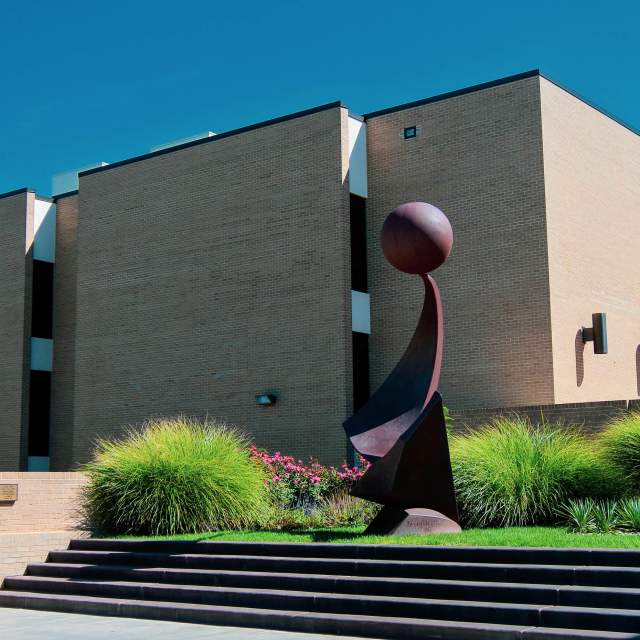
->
[451,399,640,435]
[50,194,79,471]
[71,106,352,466]
[0,472,87,532]
[0,190,34,470]
[540,78,640,404]
[366,76,554,410]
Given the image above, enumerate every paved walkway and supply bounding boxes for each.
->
[0,608,364,639]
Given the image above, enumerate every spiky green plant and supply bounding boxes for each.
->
[599,413,640,489]
[82,418,269,535]
[450,417,619,528]
[560,498,596,533]
[618,498,640,532]
[592,501,619,533]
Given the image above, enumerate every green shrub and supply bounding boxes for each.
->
[261,507,324,531]
[561,498,596,533]
[317,492,381,528]
[450,417,617,528]
[82,418,269,535]
[618,498,640,532]
[444,406,453,436]
[599,413,640,488]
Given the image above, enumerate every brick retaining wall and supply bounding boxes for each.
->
[450,399,640,434]
[0,472,87,582]
[0,472,87,533]
[0,531,85,582]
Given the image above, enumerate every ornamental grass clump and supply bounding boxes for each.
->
[450,417,617,528]
[83,418,269,535]
[599,413,640,489]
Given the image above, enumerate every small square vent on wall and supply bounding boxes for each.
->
[401,125,421,140]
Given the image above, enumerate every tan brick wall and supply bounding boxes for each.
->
[0,190,34,470]
[0,531,84,582]
[366,76,554,410]
[541,78,640,404]
[0,472,87,532]
[50,194,79,471]
[71,106,352,466]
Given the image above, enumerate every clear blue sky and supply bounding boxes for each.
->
[1,0,638,195]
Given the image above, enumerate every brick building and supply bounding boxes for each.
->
[2,70,639,471]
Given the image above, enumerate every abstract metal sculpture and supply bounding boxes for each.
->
[344,201,461,535]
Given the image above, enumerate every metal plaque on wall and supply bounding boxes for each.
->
[0,484,18,501]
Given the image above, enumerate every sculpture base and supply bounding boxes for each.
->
[349,393,459,525]
[365,506,462,536]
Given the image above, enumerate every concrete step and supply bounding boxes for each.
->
[45,549,640,587]
[5,539,640,638]
[0,589,637,640]
[6,575,640,632]
[68,538,640,567]
[26,562,640,609]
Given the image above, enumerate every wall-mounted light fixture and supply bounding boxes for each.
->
[582,313,608,354]
[255,393,276,406]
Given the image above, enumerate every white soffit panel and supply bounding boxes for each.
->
[348,116,368,198]
[352,290,371,334]
[33,199,56,262]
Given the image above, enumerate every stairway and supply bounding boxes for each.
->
[2,539,640,638]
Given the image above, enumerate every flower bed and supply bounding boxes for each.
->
[83,412,640,537]
[249,445,369,511]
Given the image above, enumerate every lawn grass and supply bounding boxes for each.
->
[119,526,640,549]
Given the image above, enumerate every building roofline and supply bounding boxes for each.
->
[363,70,540,119]
[80,100,346,178]
[7,71,635,191]
[1,187,69,202]
[53,189,79,201]
[539,73,639,137]
[362,68,639,137]
[0,187,33,201]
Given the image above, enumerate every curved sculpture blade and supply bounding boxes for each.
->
[344,274,443,461]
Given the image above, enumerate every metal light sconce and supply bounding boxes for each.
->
[582,313,608,354]
[255,393,276,406]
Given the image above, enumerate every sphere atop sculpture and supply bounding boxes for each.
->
[381,202,453,274]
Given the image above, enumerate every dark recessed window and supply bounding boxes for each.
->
[28,370,51,457]
[349,194,368,293]
[352,332,370,413]
[31,260,54,339]
[403,126,417,140]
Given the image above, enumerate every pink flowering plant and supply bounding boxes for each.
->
[249,445,370,510]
